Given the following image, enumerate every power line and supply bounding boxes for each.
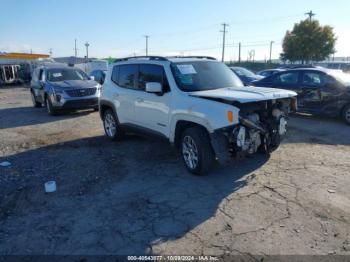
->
[220,23,229,62]
[228,13,303,25]
[150,23,218,38]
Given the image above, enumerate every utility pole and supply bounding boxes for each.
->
[305,10,316,21]
[269,41,274,63]
[144,35,149,56]
[85,42,89,62]
[238,42,241,64]
[74,39,78,58]
[220,23,229,62]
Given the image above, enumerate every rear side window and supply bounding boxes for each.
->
[111,66,119,84]
[39,69,44,81]
[274,72,299,85]
[302,72,324,86]
[118,65,138,89]
[138,64,163,90]
[260,71,270,77]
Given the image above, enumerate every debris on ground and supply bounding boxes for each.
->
[0,161,11,167]
[44,181,57,193]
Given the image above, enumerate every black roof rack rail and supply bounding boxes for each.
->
[114,56,168,63]
[166,56,217,60]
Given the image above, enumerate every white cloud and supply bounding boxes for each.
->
[0,42,32,53]
[334,29,350,57]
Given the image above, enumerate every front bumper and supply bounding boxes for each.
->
[210,116,288,161]
[50,91,99,110]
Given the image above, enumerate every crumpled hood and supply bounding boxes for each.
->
[189,86,297,103]
[48,80,97,90]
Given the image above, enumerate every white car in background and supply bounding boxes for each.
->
[75,59,108,75]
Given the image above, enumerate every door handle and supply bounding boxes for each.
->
[136,98,144,102]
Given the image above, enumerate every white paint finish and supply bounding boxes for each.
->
[189,86,297,103]
[101,59,296,143]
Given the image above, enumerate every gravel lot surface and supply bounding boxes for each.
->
[0,86,350,257]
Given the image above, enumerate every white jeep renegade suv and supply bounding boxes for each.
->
[99,56,297,175]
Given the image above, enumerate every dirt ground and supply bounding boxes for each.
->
[0,85,350,257]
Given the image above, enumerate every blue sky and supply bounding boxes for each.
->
[0,0,349,60]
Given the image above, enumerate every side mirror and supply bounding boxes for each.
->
[145,82,162,93]
[90,76,95,81]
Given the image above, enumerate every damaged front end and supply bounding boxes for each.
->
[211,98,296,161]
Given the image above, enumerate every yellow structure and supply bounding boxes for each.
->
[0,52,49,60]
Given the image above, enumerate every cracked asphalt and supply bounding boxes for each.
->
[0,86,350,256]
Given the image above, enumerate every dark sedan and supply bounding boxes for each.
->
[257,68,284,78]
[252,68,350,124]
[230,67,263,86]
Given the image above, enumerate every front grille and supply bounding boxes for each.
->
[65,88,96,97]
[63,98,98,109]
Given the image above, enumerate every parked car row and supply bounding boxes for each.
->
[28,56,349,175]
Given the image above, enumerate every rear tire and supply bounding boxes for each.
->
[103,109,123,141]
[31,91,42,108]
[342,104,350,125]
[45,96,57,116]
[180,126,215,175]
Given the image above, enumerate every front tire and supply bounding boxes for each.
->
[342,104,350,125]
[45,96,57,116]
[103,109,123,141]
[31,91,42,108]
[180,126,215,175]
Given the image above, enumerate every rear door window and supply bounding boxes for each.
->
[302,72,324,86]
[274,72,299,85]
[111,66,119,84]
[118,65,138,89]
[39,69,44,81]
[138,64,163,90]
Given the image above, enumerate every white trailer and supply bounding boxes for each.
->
[0,64,20,85]
[75,59,108,74]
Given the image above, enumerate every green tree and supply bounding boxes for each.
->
[106,56,115,64]
[280,20,337,64]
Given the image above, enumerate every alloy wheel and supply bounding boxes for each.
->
[31,92,36,106]
[182,135,199,170]
[104,113,117,137]
[46,99,51,114]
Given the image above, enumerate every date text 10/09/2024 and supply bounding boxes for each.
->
[127,256,219,261]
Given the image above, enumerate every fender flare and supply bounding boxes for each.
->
[99,99,119,121]
[169,114,214,143]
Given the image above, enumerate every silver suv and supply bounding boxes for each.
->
[30,64,101,115]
